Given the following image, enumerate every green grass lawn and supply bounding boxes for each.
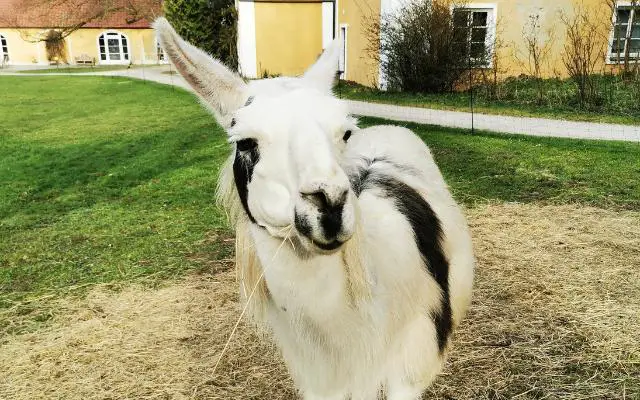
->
[0,76,232,314]
[17,65,152,74]
[359,117,640,209]
[339,77,640,125]
[1,76,639,316]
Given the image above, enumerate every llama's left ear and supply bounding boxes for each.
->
[302,39,341,93]
[153,17,247,126]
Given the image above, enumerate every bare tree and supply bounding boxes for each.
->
[514,13,556,104]
[478,16,509,100]
[1,0,161,42]
[561,5,607,108]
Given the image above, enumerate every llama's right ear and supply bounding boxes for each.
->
[153,17,247,126]
[302,39,341,93]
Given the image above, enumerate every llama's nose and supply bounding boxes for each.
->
[301,188,348,212]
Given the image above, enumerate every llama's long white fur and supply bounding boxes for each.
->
[217,126,474,399]
[155,17,475,400]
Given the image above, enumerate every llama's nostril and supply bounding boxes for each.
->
[301,189,348,210]
[301,190,330,211]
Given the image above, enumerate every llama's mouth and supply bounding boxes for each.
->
[293,231,345,255]
[312,239,344,251]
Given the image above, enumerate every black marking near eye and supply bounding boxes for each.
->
[236,138,257,152]
[348,165,452,353]
[343,130,352,142]
[233,140,260,223]
[230,118,236,127]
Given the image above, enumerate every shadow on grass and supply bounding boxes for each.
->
[1,126,227,229]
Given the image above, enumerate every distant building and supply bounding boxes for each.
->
[2,0,636,87]
[235,0,638,87]
[0,0,164,66]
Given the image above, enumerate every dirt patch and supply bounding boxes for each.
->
[1,203,639,399]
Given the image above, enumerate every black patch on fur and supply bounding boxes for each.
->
[233,143,260,223]
[244,96,255,106]
[349,157,421,196]
[349,162,452,352]
[319,204,344,241]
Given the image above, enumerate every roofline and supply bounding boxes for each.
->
[0,25,152,29]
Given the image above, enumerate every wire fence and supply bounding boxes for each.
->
[334,76,640,143]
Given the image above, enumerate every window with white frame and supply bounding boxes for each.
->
[98,31,129,64]
[156,38,167,63]
[452,5,496,67]
[609,4,640,62]
[0,34,8,63]
[339,25,347,79]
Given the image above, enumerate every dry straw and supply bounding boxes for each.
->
[1,203,638,399]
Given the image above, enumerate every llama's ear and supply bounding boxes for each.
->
[153,17,247,125]
[302,39,341,93]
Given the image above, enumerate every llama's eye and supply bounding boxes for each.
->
[230,118,236,127]
[343,130,352,142]
[236,138,258,152]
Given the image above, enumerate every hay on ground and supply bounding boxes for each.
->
[0,203,638,399]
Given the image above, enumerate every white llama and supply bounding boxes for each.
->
[155,18,474,400]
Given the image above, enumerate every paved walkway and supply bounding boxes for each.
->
[4,65,639,142]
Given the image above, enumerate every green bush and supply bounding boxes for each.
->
[374,0,488,93]
[164,0,238,70]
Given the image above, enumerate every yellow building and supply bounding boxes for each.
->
[237,0,637,87]
[2,0,636,87]
[237,0,380,85]
[0,0,165,66]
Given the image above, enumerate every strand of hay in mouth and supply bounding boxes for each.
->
[1,203,639,399]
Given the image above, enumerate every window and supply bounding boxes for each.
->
[339,25,347,80]
[97,31,129,64]
[156,38,167,63]
[609,4,640,62]
[452,5,496,67]
[0,34,8,64]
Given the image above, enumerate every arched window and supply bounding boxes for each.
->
[98,31,129,64]
[0,34,9,64]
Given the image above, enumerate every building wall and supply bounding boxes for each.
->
[239,0,380,85]
[489,0,613,78]
[0,28,161,65]
[254,2,324,77]
[337,0,380,86]
[0,29,44,65]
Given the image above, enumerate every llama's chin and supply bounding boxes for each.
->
[293,231,347,256]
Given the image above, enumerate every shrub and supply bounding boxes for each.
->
[371,0,486,93]
[164,0,238,70]
[44,29,67,64]
[560,6,607,108]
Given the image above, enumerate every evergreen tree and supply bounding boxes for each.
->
[164,0,238,70]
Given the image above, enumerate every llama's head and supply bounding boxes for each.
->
[155,18,357,255]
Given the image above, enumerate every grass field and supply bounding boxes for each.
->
[339,77,640,125]
[1,76,638,399]
[17,65,148,74]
